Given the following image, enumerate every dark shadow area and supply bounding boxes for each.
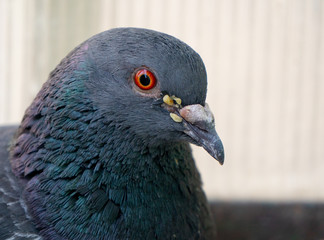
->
[210,202,324,240]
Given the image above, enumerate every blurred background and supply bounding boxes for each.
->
[0,0,323,204]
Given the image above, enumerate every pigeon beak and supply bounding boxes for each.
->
[179,103,225,165]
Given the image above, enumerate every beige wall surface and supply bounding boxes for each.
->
[1,0,323,201]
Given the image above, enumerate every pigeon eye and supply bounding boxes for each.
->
[134,69,156,90]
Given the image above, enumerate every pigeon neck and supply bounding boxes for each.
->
[11,113,211,239]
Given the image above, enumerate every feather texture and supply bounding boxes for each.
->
[2,28,219,239]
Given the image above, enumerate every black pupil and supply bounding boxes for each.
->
[139,74,151,86]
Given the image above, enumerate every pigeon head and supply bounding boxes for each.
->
[10,28,223,239]
[83,28,224,163]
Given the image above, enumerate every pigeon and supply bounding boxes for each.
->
[0,28,224,240]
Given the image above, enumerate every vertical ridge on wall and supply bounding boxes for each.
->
[7,0,27,122]
[314,0,324,193]
[0,0,9,123]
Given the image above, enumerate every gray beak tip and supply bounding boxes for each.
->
[217,150,225,165]
[203,138,225,165]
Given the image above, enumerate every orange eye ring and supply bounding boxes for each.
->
[134,69,156,90]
